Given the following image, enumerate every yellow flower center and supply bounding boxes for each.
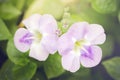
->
[32,30,42,43]
[73,39,89,56]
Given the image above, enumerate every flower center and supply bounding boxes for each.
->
[75,40,86,48]
[33,30,42,43]
[74,39,90,56]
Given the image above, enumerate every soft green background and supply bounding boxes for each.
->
[0,0,120,80]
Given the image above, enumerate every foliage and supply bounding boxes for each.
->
[0,0,120,80]
[103,57,120,80]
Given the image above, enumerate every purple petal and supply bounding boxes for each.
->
[58,33,74,56]
[85,24,106,45]
[22,14,41,30]
[39,14,58,34]
[67,22,89,40]
[41,34,58,54]
[14,28,32,52]
[29,43,49,61]
[80,46,102,67]
[19,32,33,44]
[62,52,80,72]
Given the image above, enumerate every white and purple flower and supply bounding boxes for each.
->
[14,14,58,61]
[58,22,106,72]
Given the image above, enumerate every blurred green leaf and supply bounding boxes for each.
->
[10,0,33,11]
[0,47,37,80]
[4,19,18,35]
[91,72,104,80]
[13,62,37,80]
[0,60,37,80]
[100,35,114,59]
[91,0,118,14]
[0,18,12,40]
[44,53,65,79]
[118,11,120,23]
[0,60,14,80]
[24,0,64,20]
[70,0,117,34]
[8,24,18,35]
[102,57,120,80]
[32,67,47,80]
[111,14,120,43]
[0,0,8,3]
[7,38,29,66]
[25,0,33,7]
[54,67,91,80]
[0,40,8,53]
[0,3,21,20]
[11,0,25,11]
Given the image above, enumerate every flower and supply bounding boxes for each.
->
[14,14,58,61]
[58,22,106,72]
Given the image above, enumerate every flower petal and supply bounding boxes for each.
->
[58,33,74,56]
[29,43,49,61]
[85,24,106,45]
[39,14,58,34]
[14,28,32,52]
[80,46,102,67]
[67,22,89,40]
[62,52,80,72]
[91,33,106,45]
[41,34,58,54]
[22,14,41,30]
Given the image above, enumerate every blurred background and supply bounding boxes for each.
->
[0,0,120,80]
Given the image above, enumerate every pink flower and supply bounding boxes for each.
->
[58,22,106,72]
[14,14,58,61]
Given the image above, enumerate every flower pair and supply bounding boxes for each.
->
[14,14,106,72]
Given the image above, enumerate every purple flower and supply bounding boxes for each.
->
[14,14,58,61]
[58,22,106,72]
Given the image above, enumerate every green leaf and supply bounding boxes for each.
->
[11,0,26,11]
[7,38,29,66]
[100,35,114,59]
[70,0,117,33]
[55,67,91,80]
[0,60,14,80]
[0,60,37,80]
[118,11,120,23]
[91,0,118,14]
[102,57,120,80]
[0,3,21,20]
[32,67,47,80]
[13,62,37,80]
[44,53,65,79]
[0,18,12,40]
[24,0,64,20]
[0,0,8,3]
